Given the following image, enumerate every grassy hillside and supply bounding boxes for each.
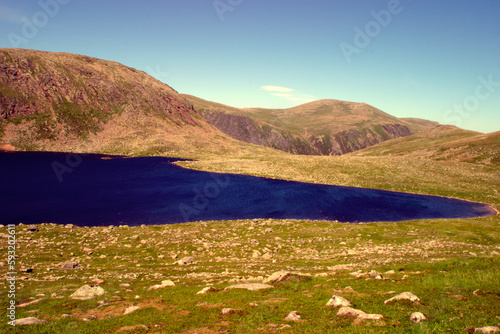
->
[350,125,500,166]
[0,49,253,156]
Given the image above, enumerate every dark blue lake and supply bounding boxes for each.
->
[0,152,496,226]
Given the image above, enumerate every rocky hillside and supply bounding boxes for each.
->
[184,95,436,156]
[0,49,235,155]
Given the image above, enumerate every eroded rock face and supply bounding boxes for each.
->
[200,109,414,156]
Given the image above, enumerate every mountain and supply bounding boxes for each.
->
[0,48,239,156]
[184,95,439,156]
[351,125,500,166]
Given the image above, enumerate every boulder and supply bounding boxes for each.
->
[263,271,309,284]
[123,305,140,315]
[336,307,366,318]
[326,295,352,307]
[148,280,175,291]
[61,261,80,270]
[384,292,420,304]
[196,287,218,295]
[70,285,105,300]
[285,311,301,322]
[410,312,427,323]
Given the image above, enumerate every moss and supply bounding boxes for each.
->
[53,99,110,139]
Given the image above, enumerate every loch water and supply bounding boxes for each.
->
[0,152,495,226]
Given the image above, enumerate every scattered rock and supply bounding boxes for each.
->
[410,312,427,323]
[262,271,309,284]
[337,307,366,318]
[384,292,421,304]
[123,305,140,315]
[64,224,74,229]
[197,287,218,295]
[326,295,352,307]
[176,256,194,265]
[148,280,175,291]
[18,298,44,308]
[471,327,500,334]
[359,313,384,320]
[70,285,105,300]
[221,308,236,315]
[61,261,80,270]
[26,225,39,232]
[118,325,148,332]
[224,283,273,291]
[284,311,301,322]
[13,317,47,325]
[384,270,396,275]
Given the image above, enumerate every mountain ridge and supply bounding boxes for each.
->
[183,94,438,156]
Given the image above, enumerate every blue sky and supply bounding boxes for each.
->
[0,0,499,133]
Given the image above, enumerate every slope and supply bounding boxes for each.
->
[351,125,500,166]
[0,49,253,157]
[184,95,438,156]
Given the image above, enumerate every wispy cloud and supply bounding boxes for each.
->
[261,85,294,93]
[261,85,315,104]
[0,5,25,24]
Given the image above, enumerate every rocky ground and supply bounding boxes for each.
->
[1,217,499,333]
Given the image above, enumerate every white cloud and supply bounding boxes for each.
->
[262,85,315,104]
[0,5,25,24]
[261,85,294,93]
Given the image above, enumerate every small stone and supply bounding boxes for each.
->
[123,305,140,315]
[284,311,301,322]
[384,270,395,275]
[337,307,366,318]
[148,280,175,291]
[473,327,500,334]
[221,308,236,315]
[176,256,194,265]
[263,271,308,284]
[61,261,80,270]
[224,283,273,291]
[118,325,148,332]
[64,224,74,229]
[13,317,47,325]
[410,312,427,323]
[70,285,105,300]
[197,287,218,294]
[326,295,352,307]
[26,225,39,232]
[384,292,420,304]
[359,313,384,320]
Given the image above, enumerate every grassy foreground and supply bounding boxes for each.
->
[1,149,499,333]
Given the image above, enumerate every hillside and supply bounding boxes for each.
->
[184,95,438,156]
[351,125,500,166]
[0,49,249,156]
